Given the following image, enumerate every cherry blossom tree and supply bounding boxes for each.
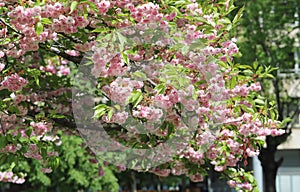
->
[0,0,284,191]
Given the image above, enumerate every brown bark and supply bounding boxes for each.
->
[257,79,293,192]
[259,136,285,192]
[130,171,137,192]
[190,182,200,192]
[180,177,187,192]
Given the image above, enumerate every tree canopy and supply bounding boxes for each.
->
[0,0,285,191]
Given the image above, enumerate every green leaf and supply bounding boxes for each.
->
[18,136,28,144]
[253,60,259,70]
[93,104,109,119]
[70,1,78,14]
[263,73,275,79]
[241,105,255,113]
[174,0,187,5]
[282,117,292,124]
[49,114,66,119]
[238,65,252,69]
[133,94,143,108]
[92,27,111,33]
[93,104,108,110]
[30,136,38,143]
[189,39,205,50]
[127,91,143,108]
[226,23,232,31]
[116,32,126,51]
[2,98,11,102]
[270,110,276,120]
[107,108,114,121]
[35,22,44,36]
[0,155,8,165]
[154,83,166,94]
[181,45,189,55]
[8,105,20,114]
[41,148,47,160]
[0,135,7,149]
[170,6,182,17]
[27,67,41,87]
[121,52,130,65]
[41,18,52,25]
[8,162,16,172]
[93,108,108,119]
[230,75,237,89]
[25,128,33,138]
[49,157,60,170]
[35,77,40,87]
[232,5,245,25]
[132,71,147,80]
[254,99,265,105]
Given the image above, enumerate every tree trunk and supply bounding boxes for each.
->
[257,79,290,192]
[258,136,284,192]
[130,171,137,192]
[261,154,278,192]
[180,176,186,192]
[157,182,161,192]
[190,181,200,192]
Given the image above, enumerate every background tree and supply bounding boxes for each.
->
[1,133,119,192]
[236,0,300,191]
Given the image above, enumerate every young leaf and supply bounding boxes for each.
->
[154,83,166,94]
[41,18,52,25]
[35,22,44,35]
[70,1,78,14]
[116,32,126,51]
[232,6,245,25]
[254,99,265,105]
[92,27,111,33]
[133,71,147,80]
[107,108,114,121]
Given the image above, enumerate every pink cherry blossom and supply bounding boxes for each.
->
[0,73,28,92]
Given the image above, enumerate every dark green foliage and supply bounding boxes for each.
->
[2,134,119,192]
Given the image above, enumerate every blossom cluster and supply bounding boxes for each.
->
[5,2,89,56]
[102,111,128,124]
[0,172,25,184]
[30,122,52,136]
[12,87,69,105]
[133,105,163,121]
[0,144,21,154]
[102,77,143,104]
[130,3,163,24]
[74,41,97,52]
[52,15,89,34]
[40,63,70,76]
[92,48,129,77]
[0,73,28,92]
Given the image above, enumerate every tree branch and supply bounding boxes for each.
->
[0,18,22,35]
[275,156,284,167]
[39,44,83,65]
[57,32,83,44]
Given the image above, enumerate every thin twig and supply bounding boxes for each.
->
[0,18,22,35]
[57,32,83,44]
[39,43,83,65]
